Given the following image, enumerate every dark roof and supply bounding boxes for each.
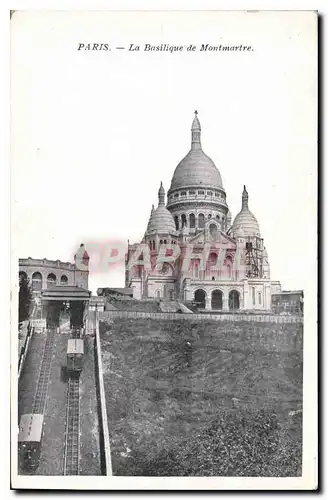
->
[42,285,91,300]
[45,285,89,292]
[97,287,133,296]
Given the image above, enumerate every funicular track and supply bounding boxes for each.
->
[63,328,82,475]
[64,374,80,475]
[32,328,57,414]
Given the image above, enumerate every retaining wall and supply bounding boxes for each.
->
[94,310,112,476]
[18,321,34,380]
[99,310,303,324]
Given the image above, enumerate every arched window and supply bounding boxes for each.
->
[133,266,143,278]
[47,273,56,289]
[252,287,256,305]
[156,290,161,298]
[193,260,200,278]
[229,290,240,310]
[189,213,195,228]
[211,290,223,310]
[160,240,163,244]
[225,256,233,278]
[208,214,212,219]
[198,213,205,228]
[174,216,179,230]
[60,275,68,285]
[181,214,187,227]
[207,252,218,273]
[194,289,206,309]
[209,223,218,239]
[258,292,262,305]
[216,215,220,222]
[161,263,172,276]
[32,272,42,291]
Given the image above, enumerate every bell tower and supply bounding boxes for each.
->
[74,243,89,289]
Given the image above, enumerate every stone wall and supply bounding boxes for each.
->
[94,310,113,475]
[100,310,303,324]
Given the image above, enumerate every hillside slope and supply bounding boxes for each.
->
[100,318,302,476]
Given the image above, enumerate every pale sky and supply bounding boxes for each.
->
[11,10,317,294]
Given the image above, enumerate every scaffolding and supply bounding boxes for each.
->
[245,236,263,278]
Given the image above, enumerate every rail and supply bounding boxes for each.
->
[63,375,80,475]
[32,328,57,414]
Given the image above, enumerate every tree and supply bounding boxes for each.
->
[19,275,32,323]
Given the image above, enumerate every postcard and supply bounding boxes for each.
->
[11,9,317,490]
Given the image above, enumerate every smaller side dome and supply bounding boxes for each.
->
[234,225,245,238]
[231,186,261,237]
[146,183,176,235]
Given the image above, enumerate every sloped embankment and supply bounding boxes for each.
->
[100,318,303,476]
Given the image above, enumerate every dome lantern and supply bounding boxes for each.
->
[158,181,165,205]
[191,110,201,150]
[242,185,249,209]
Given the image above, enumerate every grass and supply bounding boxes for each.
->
[100,318,303,476]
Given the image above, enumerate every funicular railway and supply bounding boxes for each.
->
[64,331,84,475]
[32,328,57,414]
[18,286,90,474]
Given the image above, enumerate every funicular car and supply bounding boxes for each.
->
[67,338,84,373]
[18,413,44,471]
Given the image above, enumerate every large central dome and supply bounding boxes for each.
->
[169,112,223,191]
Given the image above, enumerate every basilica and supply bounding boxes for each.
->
[125,112,281,311]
